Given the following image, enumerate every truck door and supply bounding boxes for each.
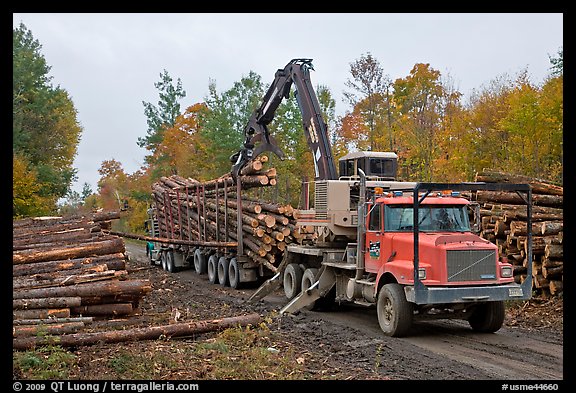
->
[365,202,383,273]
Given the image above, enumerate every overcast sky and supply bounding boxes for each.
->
[12,13,563,195]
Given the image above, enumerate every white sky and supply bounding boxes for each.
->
[12,13,563,194]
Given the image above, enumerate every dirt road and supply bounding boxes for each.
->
[121,241,564,380]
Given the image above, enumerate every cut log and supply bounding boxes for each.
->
[544,244,563,259]
[475,170,563,195]
[13,237,125,265]
[12,313,262,350]
[13,317,93,326]
[71,303,134,316]
[541,221,564,236]
[12,254,126,277]
[13,297,82,310]
[475,190,562,208]
[13,279,151,300]
[13,270,126,290]
[14,322,86,338]
[549,280,563,296]
[13,308,70,320]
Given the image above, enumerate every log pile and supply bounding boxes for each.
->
[473,170,563,297]
[12,211,152,339]
[151,156,306,273]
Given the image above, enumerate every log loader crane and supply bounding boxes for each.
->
[239,58,533,337]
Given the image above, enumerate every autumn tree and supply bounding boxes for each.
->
[393,63,446,181]
[343,53,394,151]
[138,70,186,165]
[13,23,82,216]
[153,103,208,179]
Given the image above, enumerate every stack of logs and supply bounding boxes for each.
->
[152,156,308,273]
[473,170,563,297]
[13,211,152,340]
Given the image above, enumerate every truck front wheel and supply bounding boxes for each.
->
[468,301,505,333]
[377,283,413,337]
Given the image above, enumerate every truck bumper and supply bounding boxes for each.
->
[405,282,531,304]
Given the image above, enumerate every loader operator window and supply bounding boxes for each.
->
[385,205,470,232]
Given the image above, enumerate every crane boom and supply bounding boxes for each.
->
[231,58,337,181]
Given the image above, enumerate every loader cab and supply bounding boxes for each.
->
[339,151,397,181]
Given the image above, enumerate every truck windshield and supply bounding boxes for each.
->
[384,204,470,232]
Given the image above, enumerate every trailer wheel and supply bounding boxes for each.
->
[217,257,229,287]
[377,283,413,337]
[161,252,168,271]
[283,263,303,300]
[166,250,177,273]
[468,301,505,333]
[207,254,218,284]
[194,249,207,275]
[228,258,241,289]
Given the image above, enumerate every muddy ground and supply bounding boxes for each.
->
[21,240,564,382]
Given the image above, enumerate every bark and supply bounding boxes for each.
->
[13,237,125,265]
[13,313,262,350]
[12,254,126,277]
[14,322,86,338]
[13,297,82,310]
[13,279,151,300]
[71,303,134,316]
[475,170,563,195]
[478,190,563,208]
[13,309,70,320]
[13,317,93,326]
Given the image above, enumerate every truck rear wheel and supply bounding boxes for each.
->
[228,258,241,289]
[301,268,319,310]
[207,254,218,284]
[217,257,229,287]
[161,252,168,271]
[194,249,207,275]
[377,283,413,337]
[166,250,177,273]
[283,263,303,299]
[468,301,505,333]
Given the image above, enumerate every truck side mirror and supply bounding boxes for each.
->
[468,202,481,233]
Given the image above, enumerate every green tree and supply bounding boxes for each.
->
[13,23,82,216]
[138,70,186,162]
[200,71,265,179]
[549,47,563,77]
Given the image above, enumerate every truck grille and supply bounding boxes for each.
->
[315,182,328,219]
[446,249,496,282]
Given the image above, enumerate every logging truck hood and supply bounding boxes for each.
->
[387,232,502,285]
[389,232,492,249]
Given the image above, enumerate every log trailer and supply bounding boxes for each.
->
[144,59,533,337]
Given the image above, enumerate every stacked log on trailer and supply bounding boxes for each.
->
[13,211,152,340]
[473,170,563,297]
[151,156,303,273]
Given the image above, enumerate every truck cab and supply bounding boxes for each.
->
[365,190,513,288]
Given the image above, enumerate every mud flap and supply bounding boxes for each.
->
[247,272,282,302]
[279,281,321,314]
[280,266,336,314]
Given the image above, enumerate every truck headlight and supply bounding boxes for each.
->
[500,266,513,278]
[418,268,426,280]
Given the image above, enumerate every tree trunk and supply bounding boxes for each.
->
[13,237,125,265]
[13,313,262,350]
